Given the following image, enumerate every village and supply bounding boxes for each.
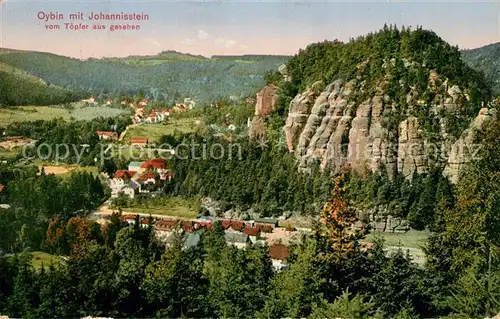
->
[97,155,297,272]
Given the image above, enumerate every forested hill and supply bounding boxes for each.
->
[0,62,81,107]
[0,49,289,104]
[461,42,500,94]
[280,25,491,105]
[267,25,494,184]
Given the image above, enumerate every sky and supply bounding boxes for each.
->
[0,0,499,59]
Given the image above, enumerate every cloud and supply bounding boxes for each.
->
[196,29,210,40]
[144,38,161,48]
[180,31,248,52]
[215,36,237,48]
[181,38,195,46]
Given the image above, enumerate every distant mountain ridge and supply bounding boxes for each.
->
[461,42,500,94]
[0,48,290,105]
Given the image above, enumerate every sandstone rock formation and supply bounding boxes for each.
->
[278,64,291,82]
[443,107,497,183]
[255,84,278,116]
[283,72,491,182]
[249,84,279,139]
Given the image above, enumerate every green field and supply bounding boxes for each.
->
[0,105,129,126]
[114,196,201,219]
[122,118,199,144]
[30,251,63,270]
[365,229,431,249]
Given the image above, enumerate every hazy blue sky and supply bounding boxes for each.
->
[0,0,498,58]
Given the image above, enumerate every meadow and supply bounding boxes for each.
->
[0,105,129,127]
[121,117,199,144]
[112,196,201,219]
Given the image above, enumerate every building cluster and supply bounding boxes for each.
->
[121,214,291,271]
[109,159,173,199]
[129,100,172,125]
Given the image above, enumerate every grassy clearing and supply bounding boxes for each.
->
[34,162,99,178]
[57,166,99,179]
[0,149,19,160]
[30,251,63,270]
[365,229,431,249]
[117,196,201,219]
[0,105,128,126]
[122,118,199,144]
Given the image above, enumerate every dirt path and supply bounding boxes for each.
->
[40,166,72,175]
[118,123,138,141]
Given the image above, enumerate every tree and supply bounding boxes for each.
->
[318,174,369,263]
[309,290,384,319]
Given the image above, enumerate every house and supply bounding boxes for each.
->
[128,161,144,173]
[243,226,260,243]
[139,171,157,185]
[225,232,250,249]
[83,97,97,105]
[113,170,137,181]
[269,243,290,271]
[154,219,179,241]
[146,113,157,124]
[253,217,279,228]
[141,158,168,174]
[133,114,143,123]
[165,231,202,250]
[110,170,140,198]
[122,214,137,225]
[130,137,148,147]
[96,131,118,141]
[196,216,217,223]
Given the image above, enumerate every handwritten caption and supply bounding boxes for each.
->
[37,11,149,31]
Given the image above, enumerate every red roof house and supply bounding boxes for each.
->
[269,243,291,261]
[155,219,179,231]
[130,137,149,146]
[114,170,137,179]
[139,171,156,182]
[243,226,260,237]
[183,221,195,232]
[96,131,118,140]
[141,159,167,170]
[221,220,232,230]
[230,221,245,231]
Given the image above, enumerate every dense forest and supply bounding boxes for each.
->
[4,116,131,165]
[0,63,81,107]
[0,50,289,105]
[462,42,500,95]
[1,120,500,318]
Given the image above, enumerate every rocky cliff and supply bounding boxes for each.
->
[443,107,497,183]
[282,71,491,182]
[249,84,278,139]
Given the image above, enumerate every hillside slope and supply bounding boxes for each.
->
[0,62,80,107]
[266,26,492,181]
[461,42,500,94]
[0,49,289,104]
